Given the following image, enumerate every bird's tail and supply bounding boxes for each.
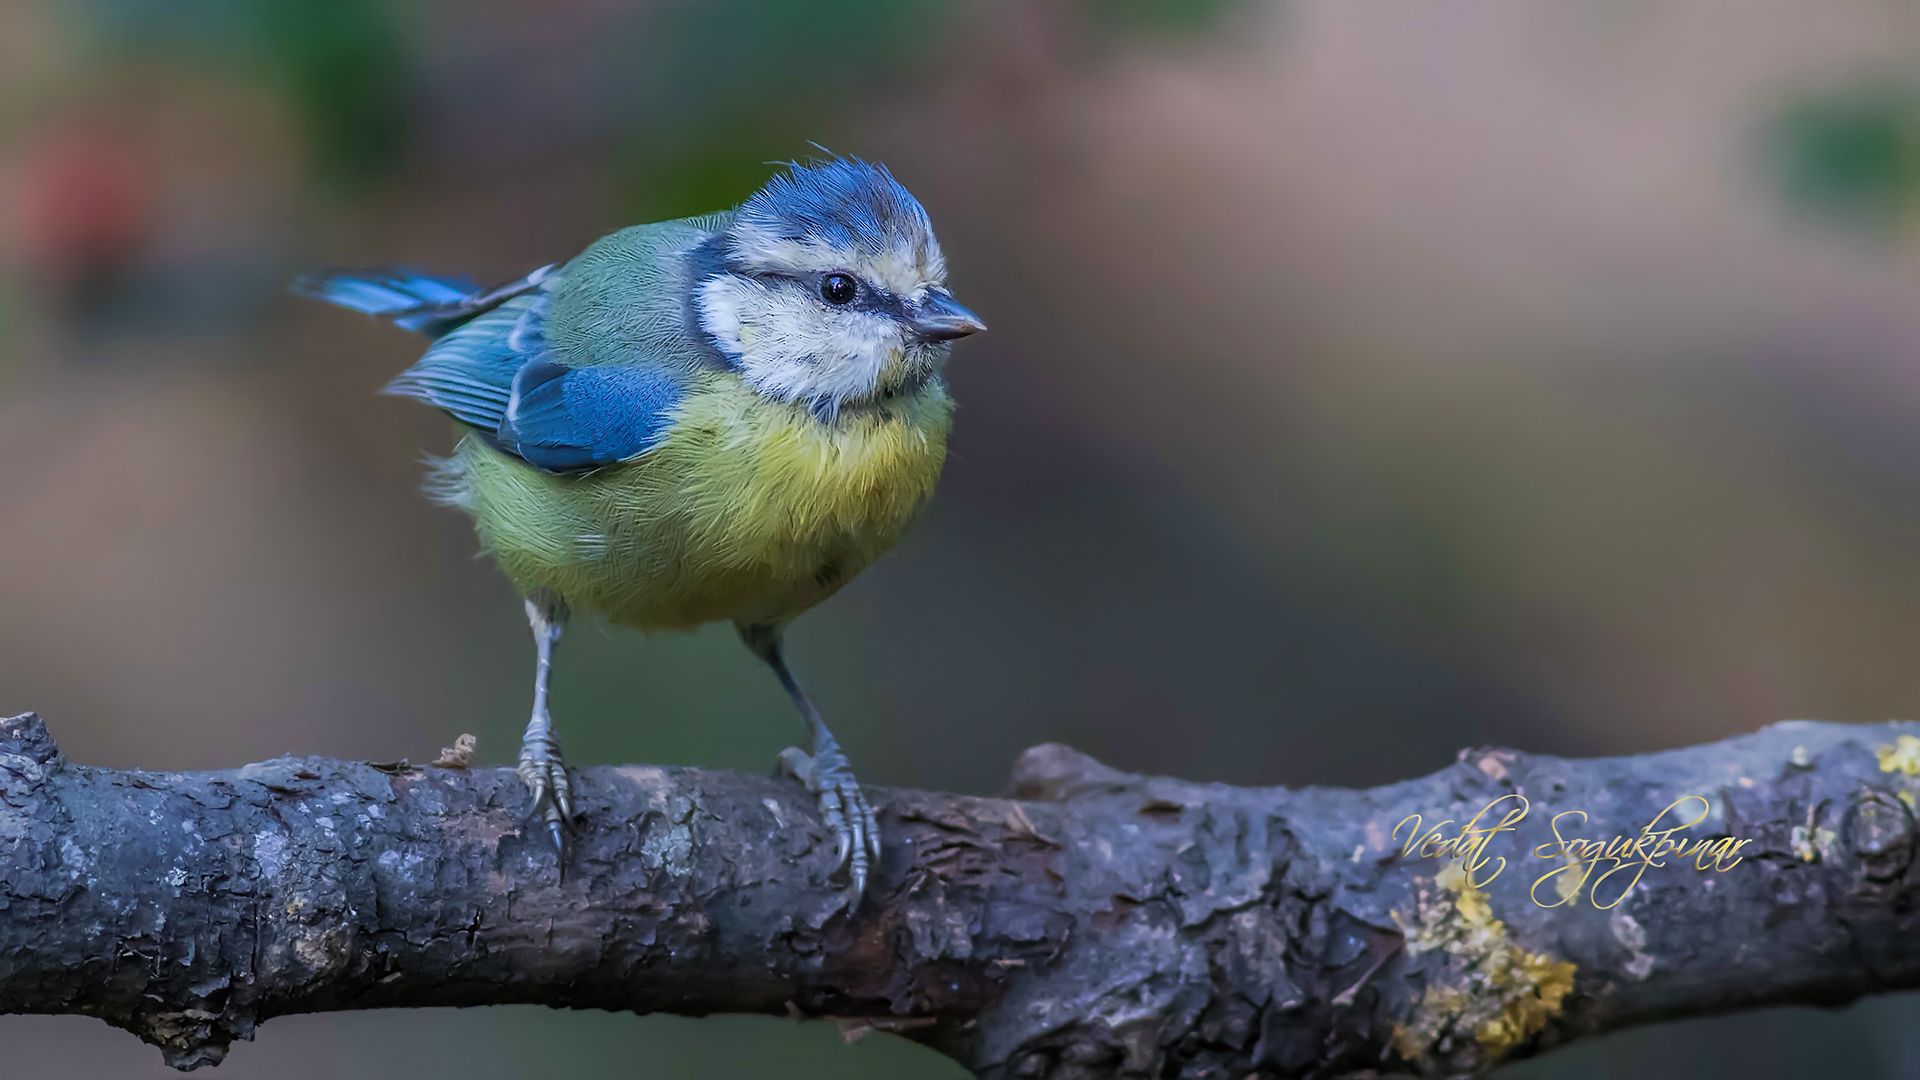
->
[292,264,554,338]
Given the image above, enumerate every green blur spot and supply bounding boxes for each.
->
[1082,0,1254,36]
[246,0,408,188]
[616,124,829,225]
[1769,81,1920,236]
[610,0,957,222]
[72,0,409,189]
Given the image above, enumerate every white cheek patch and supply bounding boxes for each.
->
[695,273,755,358]
[696,273,900,411]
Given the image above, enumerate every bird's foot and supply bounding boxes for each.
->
[779,744,881,908]
[517,724,573,855]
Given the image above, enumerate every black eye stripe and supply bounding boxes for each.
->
[809,272,911,319]
[858,289,909,319]
[739,269,913,319]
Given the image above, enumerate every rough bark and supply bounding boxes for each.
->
[1,710,1918,1078]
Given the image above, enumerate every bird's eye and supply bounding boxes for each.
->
[821,273,857,305]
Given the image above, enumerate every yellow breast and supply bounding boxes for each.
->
[458,371,953,630]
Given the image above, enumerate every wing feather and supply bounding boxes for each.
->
[304,245,694,473]
[495,358,683,472]
[378,277,683,473]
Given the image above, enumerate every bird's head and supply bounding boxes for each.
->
[695,157,984,418]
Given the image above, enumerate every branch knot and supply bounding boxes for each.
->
[1005,743,1134,801]
[0,712,65,781]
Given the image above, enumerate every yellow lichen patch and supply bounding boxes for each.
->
[1551,851,1585,905]
[1789,802,1835,864]
[1472,948,1577,1052]
[1390,984,1471,1061]
[1877,735,1920,777]
[1445,864,1494,926]
[1390,863,1578,1065]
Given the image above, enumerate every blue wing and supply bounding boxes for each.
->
[494,357,684,473]
[376,279,682,473]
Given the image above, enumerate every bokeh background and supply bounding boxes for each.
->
[4,0,1920,1075]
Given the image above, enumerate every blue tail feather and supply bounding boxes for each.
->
[293,265,553,338]
[292,270,480,326]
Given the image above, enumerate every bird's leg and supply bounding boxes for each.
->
[517,589,573,855]
[739,622,880,907]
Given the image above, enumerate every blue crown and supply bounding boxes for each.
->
[735,156,934,255]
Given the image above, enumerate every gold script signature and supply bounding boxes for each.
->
[1393,796,1755,909]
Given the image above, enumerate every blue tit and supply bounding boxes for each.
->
[297,158,984,903]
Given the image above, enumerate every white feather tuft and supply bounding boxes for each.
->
[420,452,474,509]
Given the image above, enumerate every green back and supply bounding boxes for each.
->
[545,211,734,371]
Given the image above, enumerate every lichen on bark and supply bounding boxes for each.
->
[2,711,1919,1078]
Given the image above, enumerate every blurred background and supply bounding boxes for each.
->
[3,0,1920,1075]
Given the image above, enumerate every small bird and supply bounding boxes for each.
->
[297,158,982,903]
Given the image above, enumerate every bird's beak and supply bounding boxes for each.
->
[908,291,986,341]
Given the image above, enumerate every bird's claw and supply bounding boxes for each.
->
[517,726,573,854]
[779,745,881,907]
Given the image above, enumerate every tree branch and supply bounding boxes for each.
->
[2,710,1917,1077]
